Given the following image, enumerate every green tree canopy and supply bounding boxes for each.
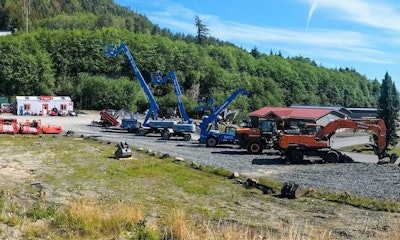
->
[377,72,399,147]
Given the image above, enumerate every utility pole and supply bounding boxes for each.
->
[24,0,31,33]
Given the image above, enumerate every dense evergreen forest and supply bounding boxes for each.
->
[0,0,385,118]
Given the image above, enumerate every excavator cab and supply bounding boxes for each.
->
[260,120,279,150]
[260,119,278,139]
[302,123,323,135]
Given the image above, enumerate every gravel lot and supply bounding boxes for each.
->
[5,111,400,202]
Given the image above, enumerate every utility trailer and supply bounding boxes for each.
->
[99,109,120,127]
[131,120,195,141]
[151,121,196,141]
[98,109,140,133]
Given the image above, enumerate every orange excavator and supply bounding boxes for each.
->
[235,118,398,164]
[279,118,398,164]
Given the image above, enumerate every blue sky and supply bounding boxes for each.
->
[115,0,400,86]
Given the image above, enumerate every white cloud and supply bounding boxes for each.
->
[302,0,400,31]
[307,0,319,30]
[141,0,400,79]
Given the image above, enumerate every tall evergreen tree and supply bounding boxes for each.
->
[195,15,209,45]
[250,46,261,59]
[377,72,399,148]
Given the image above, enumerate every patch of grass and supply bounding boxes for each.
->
[0,200,24,227]
[303,188,400,212]
[52,199,149,239]
[341,143,376,154]
[0,189,4,211]
[341,143,400,158]
[1,135,399,239]
[258,177,283,192]
[164,208,190,239]
[26,202,58,221]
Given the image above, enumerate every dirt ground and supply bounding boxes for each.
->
[0,111,399,239]
[0,110,99,188]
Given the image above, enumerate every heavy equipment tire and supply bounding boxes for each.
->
[161,130,170,140]
[206,137,218,147]
[288,150,304,164]
[138,129,147,136]
[246,141,263,154]
[325,151,339,163]
[183,134,191,141]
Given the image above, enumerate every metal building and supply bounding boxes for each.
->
[16,96,73,116]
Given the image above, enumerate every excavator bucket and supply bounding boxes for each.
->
[390,153,399,164]
[114,142,132,159]
[377,152,398,164]
[338,152,354,163]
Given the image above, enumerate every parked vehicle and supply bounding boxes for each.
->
[49,107,61,116]
[68,110,78,116]
[198,88,249,147]
[235,117,398,164]
[235,116,279,153]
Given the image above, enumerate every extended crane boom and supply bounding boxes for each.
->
[105,42,159,127]
[196,97,218,130]
[199,88,249,146]
[195,97,215,112]
[150,70,192,124]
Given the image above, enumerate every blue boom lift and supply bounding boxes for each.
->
[105,42,195,140]
[105,42,159,135]
[150,70,192,124]
[195,97,219,127]
[198,88,249,147]
[150,70,196,140]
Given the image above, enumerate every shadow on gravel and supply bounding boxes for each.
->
[172,144,241,150]
[87,135,104,138]
[210,150,252,155]
[174,143,203,147]
[252,158,286,165]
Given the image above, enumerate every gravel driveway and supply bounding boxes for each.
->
[6,111,400,202]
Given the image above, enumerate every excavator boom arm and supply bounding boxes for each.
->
[150,70,192,123]
[316,119,388,158]
[199,88,249,142]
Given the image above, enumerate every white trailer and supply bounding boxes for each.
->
[16,96,73,116]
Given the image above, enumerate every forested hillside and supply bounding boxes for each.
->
[0,0,383,118]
